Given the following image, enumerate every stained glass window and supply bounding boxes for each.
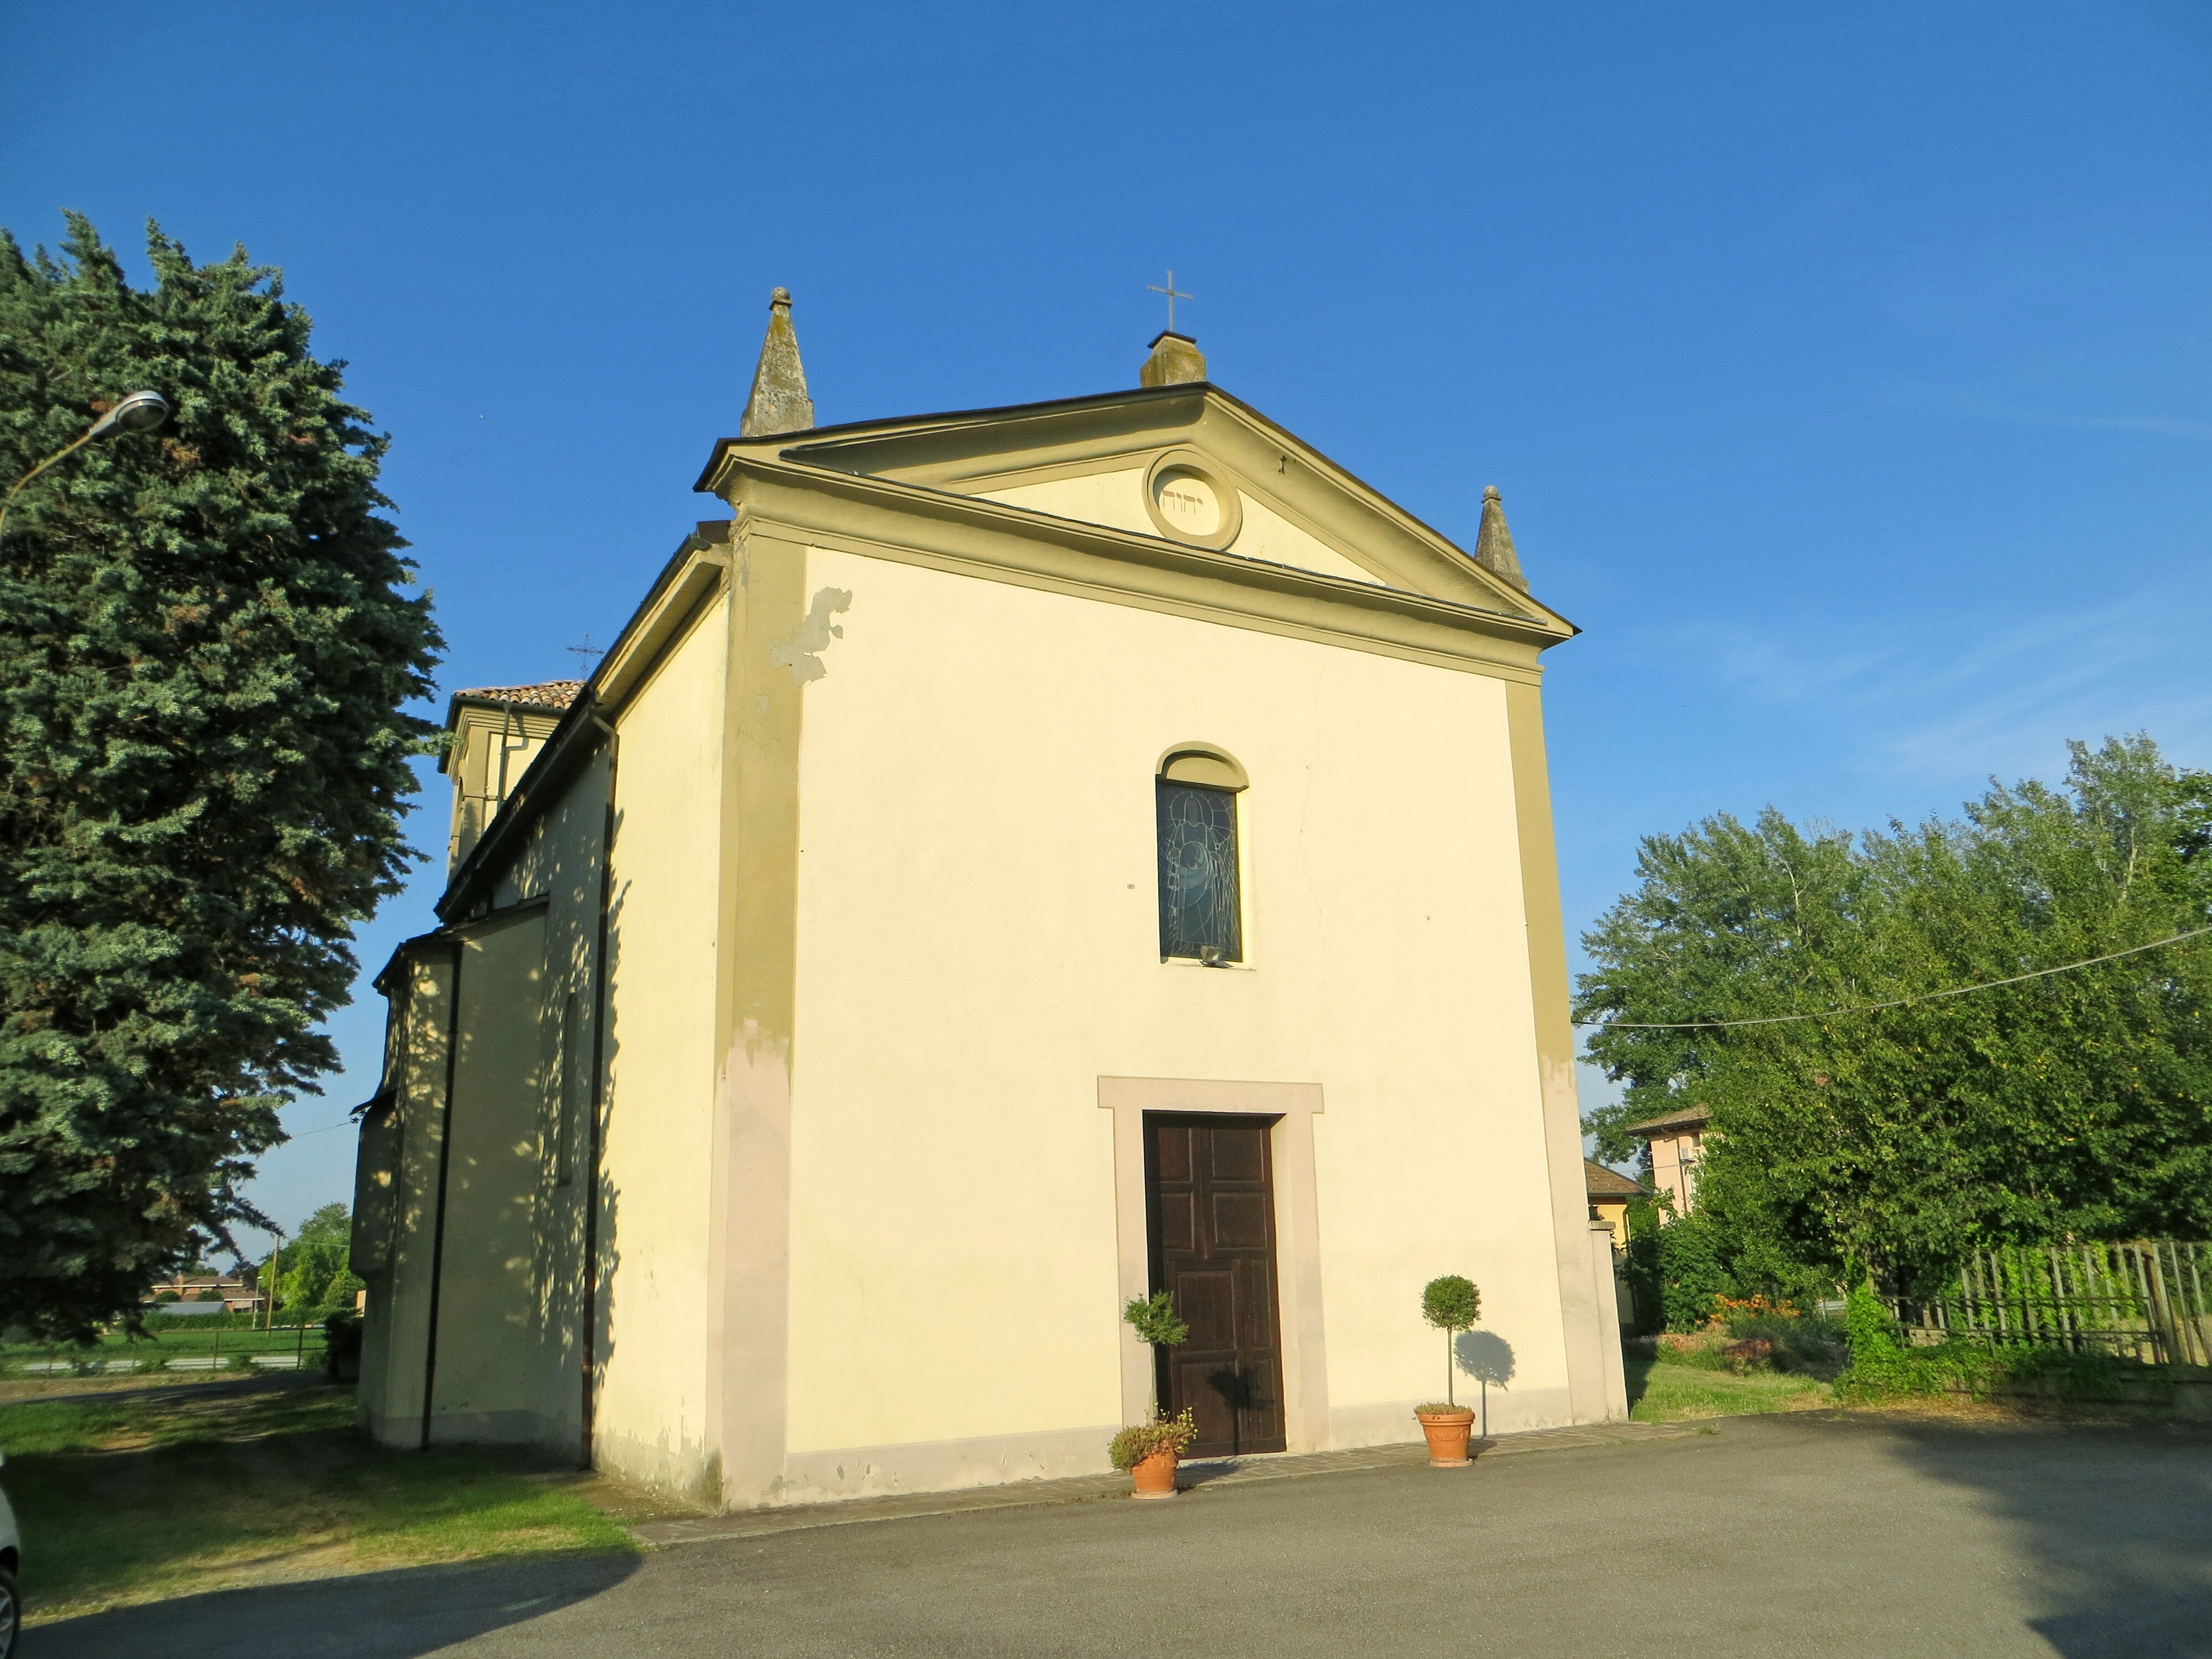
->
[1157,780,1242,961]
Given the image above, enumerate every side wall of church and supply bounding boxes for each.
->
[357,952,455,1448]
[357,750,614,1459]
[489,749,614,1454]
[422,906,557,1444]
[591,592,731,1500]
[759,544,1587,1504]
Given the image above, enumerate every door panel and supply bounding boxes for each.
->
[1143,1114,1287,1457]
[1212,1193,1271,1248]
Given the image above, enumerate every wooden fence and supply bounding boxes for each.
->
[1890,1241,2212,1366]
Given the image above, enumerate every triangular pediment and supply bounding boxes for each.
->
[703,386,1569,635]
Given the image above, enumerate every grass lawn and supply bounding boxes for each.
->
[0,1378,635,1626]
[1625,1357,1834,1422]
[2,1324,331,1380]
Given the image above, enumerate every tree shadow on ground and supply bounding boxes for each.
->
[1880,1415,2212,1658]
[30,1551,641,1659]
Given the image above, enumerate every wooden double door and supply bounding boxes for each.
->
[1143,1113,1286,1458]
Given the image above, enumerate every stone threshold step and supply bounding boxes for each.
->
[628,1419,1699,1548]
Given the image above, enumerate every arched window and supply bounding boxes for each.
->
[1156,747,1247,962]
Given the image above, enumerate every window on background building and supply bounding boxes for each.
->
[1156,748,1247,962]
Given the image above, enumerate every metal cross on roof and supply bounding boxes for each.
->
[1148,270,1193,333]
[567,634,605,672]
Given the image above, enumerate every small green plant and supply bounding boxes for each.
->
[1123,1291,1190,1349]
[1109,1408,1197,1470]
[1420,1274,1481,1408]
[1123,1288,1190,1422]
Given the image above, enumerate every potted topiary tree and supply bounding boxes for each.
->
[1111,1290,1195,1499]
[1414,1274,1481,1467]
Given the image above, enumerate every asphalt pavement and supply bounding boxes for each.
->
[34,1409,2212,1658]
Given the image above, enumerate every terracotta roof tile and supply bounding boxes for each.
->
[1584,1159,1650,1200]
[451,680,585,711]
[1624,1105,1711,1137]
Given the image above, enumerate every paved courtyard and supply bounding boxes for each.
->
[36,1410,2212,1658]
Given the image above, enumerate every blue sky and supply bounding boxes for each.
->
[6,2,2209,1252]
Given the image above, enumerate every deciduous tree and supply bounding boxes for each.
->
[1579,737,2212,1295]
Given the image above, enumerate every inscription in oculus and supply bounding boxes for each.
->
[1152,468,1222,537]
[1141,451,1242,549]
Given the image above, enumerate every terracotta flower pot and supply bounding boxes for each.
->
[1130,1448,1180,1499]
[1415,1407,1477,1467]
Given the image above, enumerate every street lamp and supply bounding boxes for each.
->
[0,389,170,546]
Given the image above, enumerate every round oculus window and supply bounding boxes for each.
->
[1140,450,1243,549]
[1151,467,1222,538]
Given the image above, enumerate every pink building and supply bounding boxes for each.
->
[1626,1107,1709,1217]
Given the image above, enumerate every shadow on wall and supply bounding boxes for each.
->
[1454,1331,1515,1437]
[436,788,625,1460]
[33,1553,643,1659]
[1455,1331,1515,1390]
[1880,1418,2212,1658]
[588,851,627,1462]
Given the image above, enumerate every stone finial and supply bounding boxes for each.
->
[1473,484,1528,592]
[740,286,816,438]
[1140,330,1208,389]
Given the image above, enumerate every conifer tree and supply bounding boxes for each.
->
[0,216,439,1340]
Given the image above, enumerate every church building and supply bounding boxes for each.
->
[349,291,1626,1507]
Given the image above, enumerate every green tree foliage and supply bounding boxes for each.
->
[1419,1274,1481,1333]
[1579,737,2212,1296]
[0,217,439,1340]
[1619,1197,1734,1332]
[263,1203,359,1313]
[1652,1211,1731,1330]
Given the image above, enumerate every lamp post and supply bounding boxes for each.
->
[0,389,169,547]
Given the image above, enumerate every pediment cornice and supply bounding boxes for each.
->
[695,385,1577,638]
[716,450,1562,685]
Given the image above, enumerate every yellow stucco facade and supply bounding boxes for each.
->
[351,371,1626,1508]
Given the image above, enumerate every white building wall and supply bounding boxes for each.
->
[592,596,730,1500]
[775,544,1577,1501]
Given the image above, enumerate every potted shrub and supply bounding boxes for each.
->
[1110,1407,1198,1499]
[1413,1274,1481,1467]
[1113,1290,1192,1498]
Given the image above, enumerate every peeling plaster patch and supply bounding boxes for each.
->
[769,587,852,685]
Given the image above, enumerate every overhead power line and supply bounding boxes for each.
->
[1575,922,2212,1033]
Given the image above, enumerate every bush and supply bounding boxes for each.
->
[1834,1282,1998,1399]
[1618,1207,1734,1333]
[322,1311,363,1380]
[1999,1347,2137,1400]
[1108,1408,1196,1470]
[1718,1305,1847,1377]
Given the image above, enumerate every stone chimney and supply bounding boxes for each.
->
[740,286,816,437]
[1473,485,1528,591]
[1140,330,1208,388]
